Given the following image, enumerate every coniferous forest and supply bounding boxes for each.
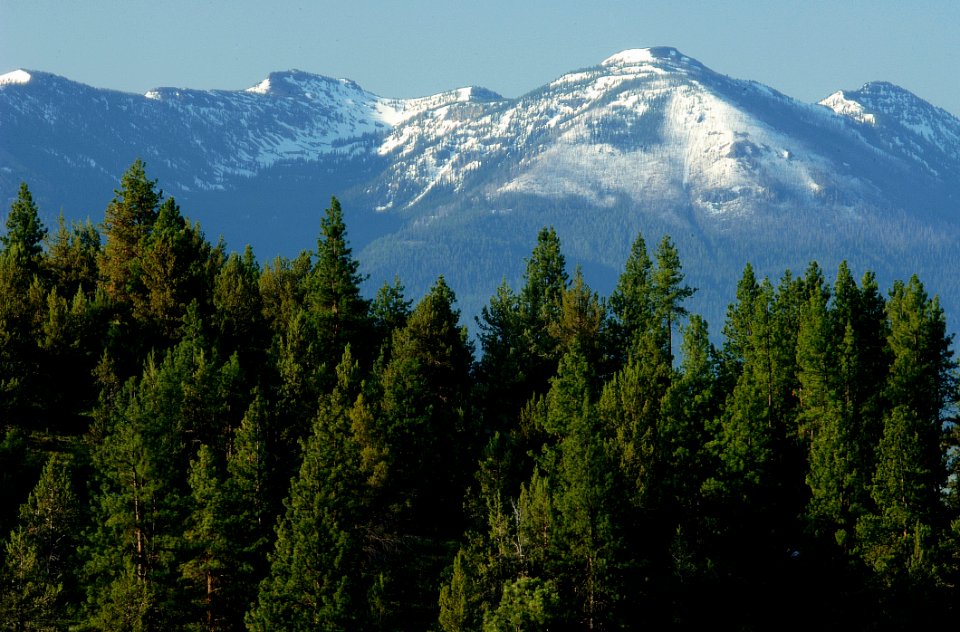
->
[1,160,959,630]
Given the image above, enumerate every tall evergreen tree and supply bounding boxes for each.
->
[608,232,655,363]
[212,246,267,372]
[83,325,242,630]
[546,348,626,627]
[0,454,80,630]
[134,197,220,342]
[857,276,954,585]
[356,277,474,628]
[45,214,101,299]
[180,444,233,631]
[99,159,161,306]
[799,278,858,544]
[518,227,568,390]
[650,235,694,361]
[303,196,370,369]
[2,182,47,274]
[247,349,365,631]
[547,267,605,370]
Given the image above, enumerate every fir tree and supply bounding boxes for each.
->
[608,232,655,361]
[0,454,80,630]
[180,444,234,631]
[303,196,370,369]
[99,159,161,305]
[2,182,47,274]
[44,214,101,299]
[247,349,364,631]
[650,235,694,361]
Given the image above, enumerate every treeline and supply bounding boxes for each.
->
[0,160,958,630]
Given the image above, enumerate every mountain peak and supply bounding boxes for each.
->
[245,70,362,98]
[0,69,32,87]
[601,47,697,67]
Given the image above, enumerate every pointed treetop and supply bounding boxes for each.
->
[2,182,47,265]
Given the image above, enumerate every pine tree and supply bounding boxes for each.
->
[0,454,80,630]
[258,252,311,333]
[370,275,412,353]
[99,159,161,305]
[547,267,605,369]
[650,235,694,361]
[518,227,568,390]
[2,182,47,274]
[226,392,275,562]
[303,196,370,368]
[134,197,219,342]
[83,373,189,630]
[83,326,241,630]
[608,232,655,360]
[799,278,857,544]
[547,348,625,627]
[476,279,526,432]
[438,549,475,632]
[355,277,475,627]
[371,276,474,529]
[720,262,760,375]
[857,276,954,584]
[247,349,364,631]
[481,577,559,631]
[659,315,718,513]
[44,214,101,299]
[598,335,671,510]
[213,246,267,372]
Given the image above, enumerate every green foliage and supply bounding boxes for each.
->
[482,577,559,631]
[0,454,80,630]
[301,196,370,373]
[45,213,101,298]
[82,326,243,630]
[2,182,47,273]
[247,348,364,631]
[609,232,655,356]
[99,159,161,305]
[1,168,958,629]
[180,444,234,630]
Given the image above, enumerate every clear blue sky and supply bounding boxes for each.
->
[2,0,958,116]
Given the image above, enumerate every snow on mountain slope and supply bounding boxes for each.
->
[0,68,501,195]
[820,81,960,177]
[3,49,960,330]
[370,47,890,224]
[0,69,31,86]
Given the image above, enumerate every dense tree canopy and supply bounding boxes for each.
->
[1,161,958,629]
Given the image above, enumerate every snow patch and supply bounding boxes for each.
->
[602,49,656,66]
[246,78,271,94]
[820,91,876,126]
[0,69,31,86]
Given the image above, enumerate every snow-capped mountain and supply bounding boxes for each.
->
[2,49,959,328]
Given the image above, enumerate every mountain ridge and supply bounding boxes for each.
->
[2,48,959,331]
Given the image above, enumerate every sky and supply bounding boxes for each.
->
[2,0,959,117]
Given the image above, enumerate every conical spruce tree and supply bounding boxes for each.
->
[303,196,370,369]
[0,453,80,629]
[2,182,47,273]
[247,348,365,631]
[650,235,694,361]
[608,232,655,362]
[180,444,235,631]
[99,159,161,305]
[45,213,101,299]
[518,227,568,390]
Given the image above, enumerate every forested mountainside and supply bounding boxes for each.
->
[1,163,958,629]
[3,48,960,332]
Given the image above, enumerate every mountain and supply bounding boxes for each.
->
[2,48,959,330]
